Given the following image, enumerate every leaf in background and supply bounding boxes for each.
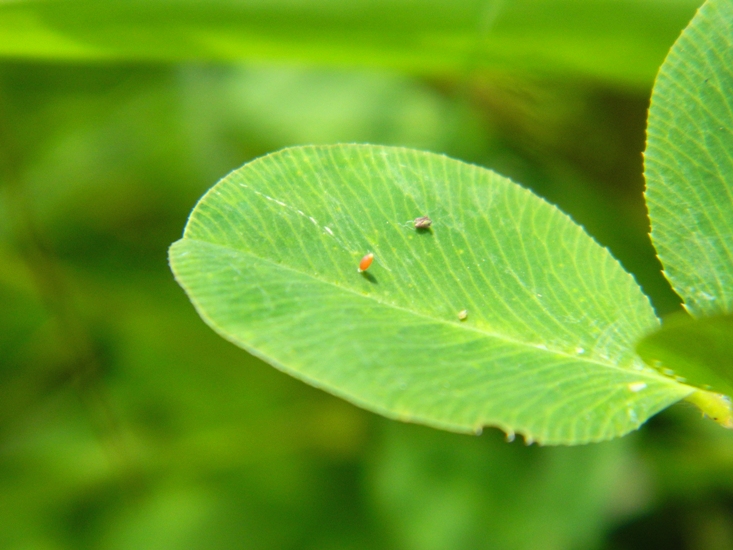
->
[636,313,733,427]
[371,423,637,550]
[169,144,690,445]
[644,0,733,317]
[0,0,700,88]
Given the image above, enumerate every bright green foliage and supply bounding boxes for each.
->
[645,0,733,317]
[0,0,700,87]
[641,0,733,428]
[637,313,733,402]
[4,0,733,547]
[170,144,690,445]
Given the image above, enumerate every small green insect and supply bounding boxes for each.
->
[687,390,733,429]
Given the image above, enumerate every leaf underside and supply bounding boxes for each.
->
[170,145,689,445]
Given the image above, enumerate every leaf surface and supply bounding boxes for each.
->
[169,145,690,445]
[0,0,700,87]
[645,0,733,316]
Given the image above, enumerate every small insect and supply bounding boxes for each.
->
[458,309,468,320]
[358,253,374,272]
[414,216,432,229]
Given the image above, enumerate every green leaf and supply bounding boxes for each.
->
[169,145,690,445]
[637,313,733,396]
[644,0,733,317]
[0,0,700,88]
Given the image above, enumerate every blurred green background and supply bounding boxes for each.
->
[3,1,733,549]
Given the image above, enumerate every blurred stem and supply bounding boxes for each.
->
[0,87,140,486]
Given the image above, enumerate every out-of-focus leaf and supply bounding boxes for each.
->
[370,423,642,550]
[637,314,733,398]
[645,0,733,316]
[0,0,701,87]
[180,65,493,164]
[169,144,691,445]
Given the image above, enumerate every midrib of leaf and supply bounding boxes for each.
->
[186,145,651,366]
[175,236,669,381]
[170,237,689,443]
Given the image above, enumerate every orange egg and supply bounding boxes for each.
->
[358,253,374,272]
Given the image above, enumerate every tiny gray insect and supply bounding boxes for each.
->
[414,216,432,229]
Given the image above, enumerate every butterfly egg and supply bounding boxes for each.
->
[458,309,468,321]
[358,253,374,272]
